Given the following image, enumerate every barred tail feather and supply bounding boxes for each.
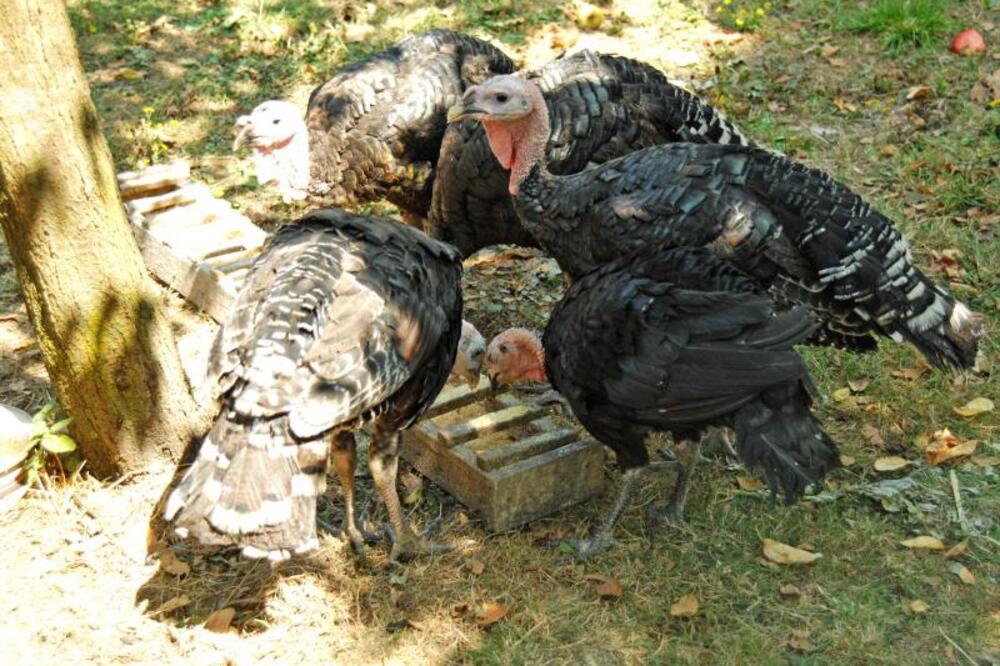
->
[733,386,839,505]
[164,411,328,560]
[896,287,983,372]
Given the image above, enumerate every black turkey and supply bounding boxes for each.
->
[164,209,475,562]
[483,246,839,559]
[450,75,983,370]
[233,30,514,219]
[430,50,752,255]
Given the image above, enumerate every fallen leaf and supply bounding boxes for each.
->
[466,559,486,575]
[944,540,968,559]
[879,144,898,157]
[861,424,884,446]
[451,603,470,618]
[820,45,840,58]
[892,360,930,381]
[827,57,848,68]
[953,397,994,418]
[874,456,911,472]
[475,602,511,628]
[670,593,699,618]
[848,378,870,392]
[832,387,852,402]
[157,595,191,615]
[786,628,814,653]
[905,85,933,102]
[924,428,978,466]
[762,539,822,565]
[159,550,190,576]
[900,536,946,550]
[596,579,623,599]
[839,454,856,467]
[737,476,765,491]
[930,249,964,280]
[952,563,975,585]
[833,96,857,113]
[779,583,803,601]
[573,0,606,30]
[909,599,929,613]
[204,607,235,633]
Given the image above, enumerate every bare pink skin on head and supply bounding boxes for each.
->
[464,76,550,196]
[483,327,547,387]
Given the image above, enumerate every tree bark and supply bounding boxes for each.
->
[0,0,199,476]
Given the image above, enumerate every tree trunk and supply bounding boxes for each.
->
[0,0,199,476]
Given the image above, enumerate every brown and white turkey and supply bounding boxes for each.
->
[164,209,479,562]
[449,75,983,371]
[428,49,753,255]
[233,30,514,219]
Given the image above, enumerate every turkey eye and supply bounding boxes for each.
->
[272,118,281,125]
[495,93,509,103]
[499,344,509,353]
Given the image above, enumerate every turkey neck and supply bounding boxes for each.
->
[482,84,550,197]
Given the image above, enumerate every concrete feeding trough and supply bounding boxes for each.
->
[401,378,605,532]
[118,160,267,323]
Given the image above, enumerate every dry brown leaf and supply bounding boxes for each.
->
[157,595,191,615]
[820,45,840,58]
[892,360,930,381]
[953,397,994,418]
[670,593,699,618]
[909,599,930,613]
[925,428,978,466]
[874,456,911,472]
[930,249,964,279]
[204,607,235,633]
[955,564,976,585]
[762,539,822,565]
[737,476,765,491]
[451,603,470,618]
[786,628,814,653]
[905,85,933,102]
[848,378,870,392]
[861,424,884,446]
[879,144,898,157]
[839,454,856,467]
[596,579,623,599]
[944,539,968,559]
[466,559,486,575]
[833,96,857,113]
[159,550,190,576]
[827,57,848,68]
[779,583,803,601]
[475,602,511,628]
[900,536,946,550]
[582,573,611,583]
[573,0,606,30]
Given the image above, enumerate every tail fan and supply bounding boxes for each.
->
[163,410,329,561]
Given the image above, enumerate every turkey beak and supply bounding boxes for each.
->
[488,372,500,392]
[465,371,481,389]
[447,89,486,123]
[233,116,254,151]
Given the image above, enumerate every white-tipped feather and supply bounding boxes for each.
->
[291,473,324,497]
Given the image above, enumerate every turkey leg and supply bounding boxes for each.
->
[647,439,702,528]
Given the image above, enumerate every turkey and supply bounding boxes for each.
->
[430,50,753,255]
[233,30,514,218]
[484,246,839,559]
[450,75,983,370]
[163,208,475,562]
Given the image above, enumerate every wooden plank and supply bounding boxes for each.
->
[475,428,578,472]
[401,427,491,511]
[126,183,211,217]
[485,438,605,532]
[158,216,265,260]
[142,198,234,233]
[118,160,190,201]
[130,223,235,322]
[435,403,546,448]
[424,376,493,418]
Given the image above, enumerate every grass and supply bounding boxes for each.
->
[0,0,997,663]
[836,0,954,52]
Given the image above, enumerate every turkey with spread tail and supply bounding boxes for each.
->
[450,75,982,371]
[233,30,514,219]
[484,246,839,559]
[163,209,479,562]
[430,49,753,255]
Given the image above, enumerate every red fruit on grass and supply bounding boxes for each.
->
[949,29,986,56]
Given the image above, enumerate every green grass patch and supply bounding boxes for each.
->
[835,0,954,52]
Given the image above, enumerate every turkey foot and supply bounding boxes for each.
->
[646,440,700,531]
[383,522,472,563]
